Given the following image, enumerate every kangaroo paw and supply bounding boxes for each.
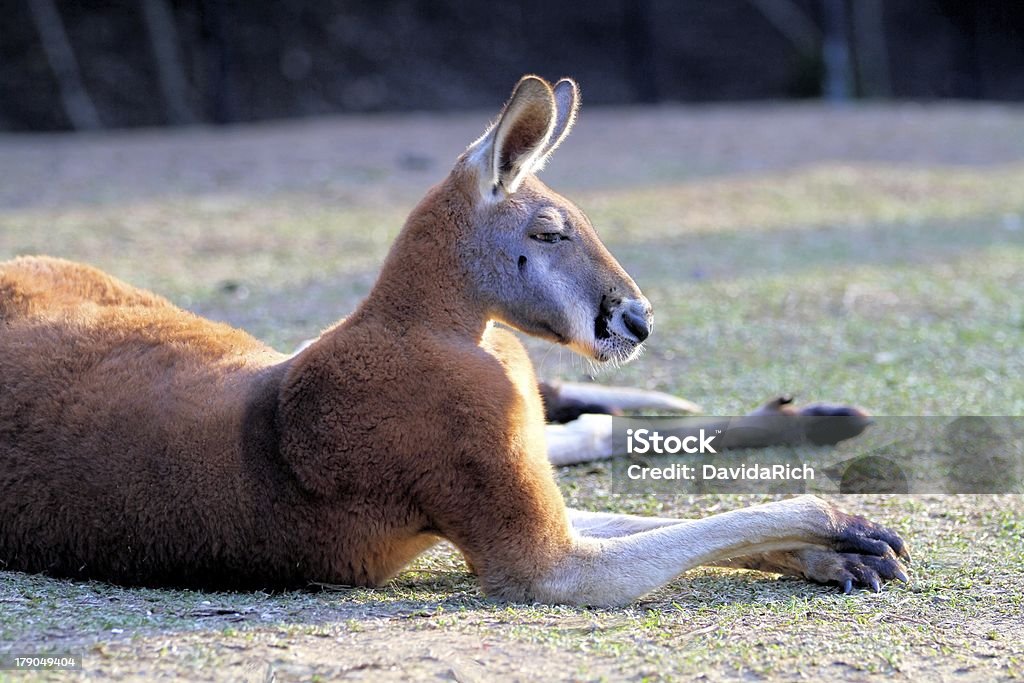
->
[832,507,911,563]
[731,545,910,593]
[793,546,910,594]
[719,503,910,592]
[769,506,909,592]
[744,397,873,445]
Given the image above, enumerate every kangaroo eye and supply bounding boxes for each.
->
[531,232,565,244]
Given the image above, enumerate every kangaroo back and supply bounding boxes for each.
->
[0,255,170,319]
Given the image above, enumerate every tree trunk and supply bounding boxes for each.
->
[27,0,102,130]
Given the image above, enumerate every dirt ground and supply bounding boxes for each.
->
[6,101,1024,210]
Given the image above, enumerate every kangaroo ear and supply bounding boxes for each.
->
[534,78,579,168]
[468,75,556,197]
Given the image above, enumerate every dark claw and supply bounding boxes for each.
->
[842,578,853,594]
[879,530,911,563]
[894,568,910,584]
[869,575,881,593]
[899,546,913,564]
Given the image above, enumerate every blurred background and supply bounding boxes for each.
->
[4,0,1024,132]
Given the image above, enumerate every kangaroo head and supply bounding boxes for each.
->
[455,75,652,364]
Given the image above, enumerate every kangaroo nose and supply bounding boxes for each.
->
[622,299,652,342]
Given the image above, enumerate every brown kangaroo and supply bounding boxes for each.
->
[0,76,908,605]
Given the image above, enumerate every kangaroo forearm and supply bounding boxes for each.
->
[535,496,839,606]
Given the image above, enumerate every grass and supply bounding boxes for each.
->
[1,103,1023,681]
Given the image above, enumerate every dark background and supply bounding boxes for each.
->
[4,0,1023,132]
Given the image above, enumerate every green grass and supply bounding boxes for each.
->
[1,107,1023,681]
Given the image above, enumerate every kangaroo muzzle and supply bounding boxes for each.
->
[591,294,653,363]
[621,298,652,343]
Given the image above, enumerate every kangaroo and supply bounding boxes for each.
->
[0,76,908,605]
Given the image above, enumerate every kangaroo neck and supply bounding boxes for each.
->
[349,179,490,343]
